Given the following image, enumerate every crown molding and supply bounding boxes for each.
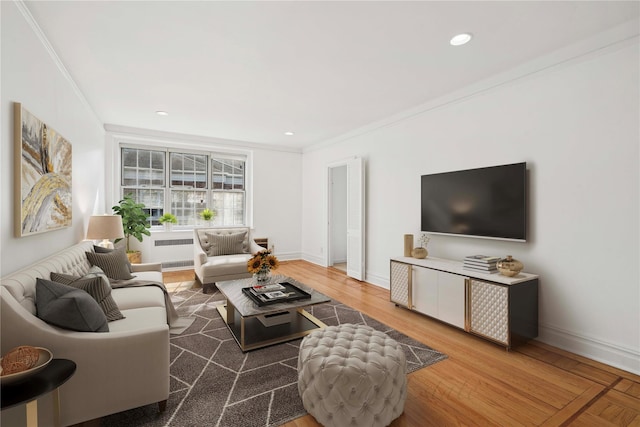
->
[104,124,303,154]
[303,18,640,154]
[14,0,103,129]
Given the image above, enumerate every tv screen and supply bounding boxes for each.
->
[421,163,527,241]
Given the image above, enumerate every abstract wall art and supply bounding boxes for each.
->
[14,102,72,237]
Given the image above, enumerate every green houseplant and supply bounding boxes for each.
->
[159,213,178,231]
[200,208,216,224]
[112,195,151,263]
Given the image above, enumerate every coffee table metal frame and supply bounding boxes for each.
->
[216,275,330,351]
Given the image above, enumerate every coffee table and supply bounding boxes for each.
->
[216,275,330,351]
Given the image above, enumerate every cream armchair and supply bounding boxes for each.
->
[193,227,263,293]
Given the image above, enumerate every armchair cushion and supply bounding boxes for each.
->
[205,231,247,256]
[35,278,109,332]
[50,266,125,322]
[86,248,135,280]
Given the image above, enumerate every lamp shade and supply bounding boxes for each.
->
[87,215,125,240]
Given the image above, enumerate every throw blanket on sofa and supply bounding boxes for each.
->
[110,279,194,334]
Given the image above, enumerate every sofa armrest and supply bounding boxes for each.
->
[249,239,264,254]
[0,287,169,425]
[131,262,162,273]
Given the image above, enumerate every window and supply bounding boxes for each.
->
[170,153,208,226]
[119,146,247,227]
[212,158,245,225]
[121,148,165,225]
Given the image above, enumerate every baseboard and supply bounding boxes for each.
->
[301,253,325,266]
[364,271,389,290]
[538,323,640,375]
[276,251,302,262]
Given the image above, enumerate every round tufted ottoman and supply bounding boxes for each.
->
[297,324,407,427]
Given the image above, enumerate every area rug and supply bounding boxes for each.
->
[101,284,448,427]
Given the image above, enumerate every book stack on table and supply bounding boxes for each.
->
[250,283,287,300]
[463,255,501,274]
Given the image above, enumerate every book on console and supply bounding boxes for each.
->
[464,255,501,264]
[463,261,498,269]
[463,266,499,274]
[462,267,498,274]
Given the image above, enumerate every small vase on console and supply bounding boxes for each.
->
[411,232,430,259]
[496,255,523,277]
[411,247,428,259]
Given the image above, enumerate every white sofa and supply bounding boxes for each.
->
[0,240,169,426]
[193,227,263,293]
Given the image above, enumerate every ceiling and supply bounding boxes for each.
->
[24,1,639,150]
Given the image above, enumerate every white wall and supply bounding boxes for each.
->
[301,30,639,373]
[106,127,303,262]
[0,2,106,276]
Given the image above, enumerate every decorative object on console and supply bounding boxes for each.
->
[411,232,430,259]
[247,249,279,283]
[86,215,125,249]
[403,234,413,257]
[463,255,500,274]
[496,255,524,277]
[158,213,177,231]
[14,102,72,237]
[112,194,151,264]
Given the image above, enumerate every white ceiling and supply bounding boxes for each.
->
[24,1,639,150]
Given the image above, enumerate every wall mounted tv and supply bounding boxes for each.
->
[421,162,527,242]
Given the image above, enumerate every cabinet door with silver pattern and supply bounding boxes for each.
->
[390,261,410,308]
[468,279,509,346]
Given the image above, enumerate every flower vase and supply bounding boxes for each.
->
[255,268,271,283]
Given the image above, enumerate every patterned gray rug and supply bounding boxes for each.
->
[101,285,447,427]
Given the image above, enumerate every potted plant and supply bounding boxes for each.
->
[112,195,151,263]
[159,213,178,231]
[247,249,279,283]
[199,208,216,225]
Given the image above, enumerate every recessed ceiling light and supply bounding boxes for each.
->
[450,33,472,46]
[156,110,169,116]
[284,131,294,136]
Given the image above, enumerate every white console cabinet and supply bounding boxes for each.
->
[390,256,539,348]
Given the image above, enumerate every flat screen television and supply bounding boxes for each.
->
[421,162,527,241]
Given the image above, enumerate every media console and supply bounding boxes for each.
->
[390,256,539,348]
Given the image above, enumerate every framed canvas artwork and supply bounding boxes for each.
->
[14,102,72,237]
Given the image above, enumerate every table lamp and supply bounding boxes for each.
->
[86,215,125,249]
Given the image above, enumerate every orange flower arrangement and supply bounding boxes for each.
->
[247,249,279,274]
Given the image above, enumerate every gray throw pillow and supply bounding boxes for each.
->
[36,278,109,332]
[50,267,125,322]
[205,231,247,256]
[94,245,133,272]
[86,247,135,280]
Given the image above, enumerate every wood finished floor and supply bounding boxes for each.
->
[164,262,640,427]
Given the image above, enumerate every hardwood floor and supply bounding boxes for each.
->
[164,262,640,426]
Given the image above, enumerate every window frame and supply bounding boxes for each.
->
[115,141,252,230]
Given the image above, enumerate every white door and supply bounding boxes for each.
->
[346,157,365,280]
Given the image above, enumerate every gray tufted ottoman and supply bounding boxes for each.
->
[297,324,407,427]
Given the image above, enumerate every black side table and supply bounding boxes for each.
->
[1,359,76,427]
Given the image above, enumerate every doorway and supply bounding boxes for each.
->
[327,157,365,281]
[329,165,348,269]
